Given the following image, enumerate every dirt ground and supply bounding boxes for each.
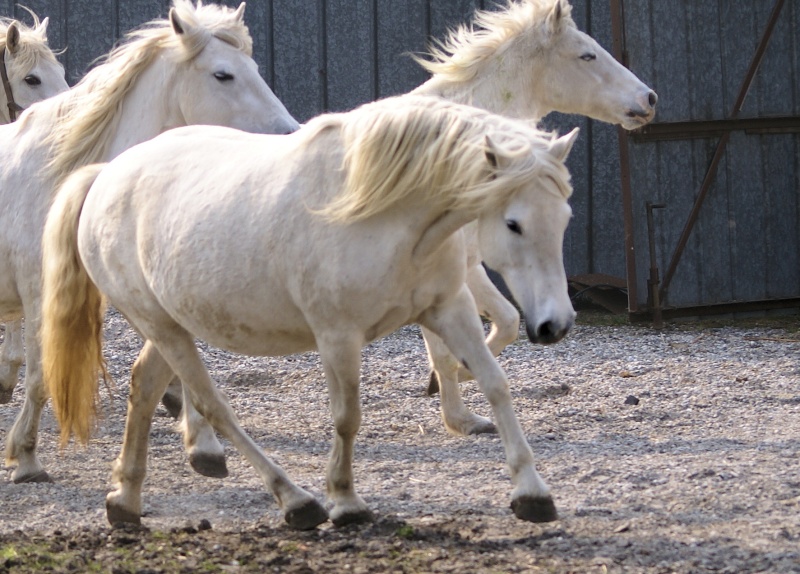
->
[1,310,799,573]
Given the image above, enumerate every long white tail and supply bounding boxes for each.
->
[40,163,107,446]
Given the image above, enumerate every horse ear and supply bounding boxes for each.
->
[233,2,246,23]
[169,8,186,36]
[39,16,50,37]
[545,0,566,36]
[485,135,503,177]
[6,22,20,54]
[549,127,580,162]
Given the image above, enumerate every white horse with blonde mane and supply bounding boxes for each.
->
[0,10,67,404]
[157,0,659,442]
[407,0,657,436]
[0,0,299,484]
[42,95,578,529]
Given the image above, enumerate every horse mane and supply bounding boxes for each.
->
[0,9,60,74]
[311,95,572,223]
[45,0,252,180]
[413,0,575,84]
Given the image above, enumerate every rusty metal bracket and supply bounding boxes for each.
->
[645,202,666,328]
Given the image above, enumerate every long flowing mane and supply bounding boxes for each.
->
[310,96,572,223]
[413,0,574,84]
[0,10,59,74]
[45,0,252,179]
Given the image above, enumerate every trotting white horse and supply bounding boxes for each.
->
[0,0,299,484]
[157,0,659,440]
[42,95,578,529]
[408,0,657,436]
[0,11,67,404]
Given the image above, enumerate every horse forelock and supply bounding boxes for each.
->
[44,0,252,181]
[414,0,575,84]
[0,15,60,74]
[315,96,570,223]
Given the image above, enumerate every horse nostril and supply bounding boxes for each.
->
[537,321,555,341]
[648,91,658,108]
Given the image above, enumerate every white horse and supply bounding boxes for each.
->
[0,11,67,404]
[160,0,659,441]
[41,95,578,529]
[408,0,657,436]
[0,0,299,484]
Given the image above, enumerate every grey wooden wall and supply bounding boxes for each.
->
[27,1,780,310]
[624,1,800,310]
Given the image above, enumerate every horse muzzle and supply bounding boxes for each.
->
[526,313,574,345]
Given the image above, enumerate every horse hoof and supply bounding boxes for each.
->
[0,387,14,404]
[331,508,374,528]
[13,470,53,484]
[511,495,558,523]
[189,453,229,478]
[106,501,142,526]
[284,499,329,530]
[468,420,498,435]
[160,393,183,419]
[426,370,440,396]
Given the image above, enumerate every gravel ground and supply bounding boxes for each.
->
[1,308,799,573]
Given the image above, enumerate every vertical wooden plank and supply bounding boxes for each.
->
[118,1,166,38]
[754,3,799,298]
[65,0,115,83]
[622,0,658,308]
[684,1,732,305]
[585,0,624,279]
[376,0,428,98]
[326,0,375,112]
[246,0,275,94]
[272,0,324,122]
[429,0,481,43]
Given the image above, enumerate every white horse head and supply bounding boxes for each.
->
[477,127,579,344]
[415,0,657,129]
[164,1,298,133]
[0,11,67,122]
[44,0,299,177]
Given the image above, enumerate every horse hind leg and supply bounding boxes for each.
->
[106,340,176,525]
[422,325,496,436]
[0,320,25,404]
[114,326,326,530]
[5,314,52,483]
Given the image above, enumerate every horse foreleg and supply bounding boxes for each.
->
[144,326,327,530]
[5,312,51,483]
[426,264,519,394]
[159,375,228,478]
[421,325,496,435]
[318,334,372,526]
[179,380,228,478]
[106,340,175,525]
[420,286,557,523]
[0,319,25,404]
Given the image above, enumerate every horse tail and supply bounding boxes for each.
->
[41,163,108,447]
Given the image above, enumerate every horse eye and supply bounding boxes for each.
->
[580,53,597,61]
[213,71,234,82]
[506,219,522,235]
[24,75,42,86]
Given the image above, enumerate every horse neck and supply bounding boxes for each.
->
[97,57,186,162]
[411,62,550,122]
